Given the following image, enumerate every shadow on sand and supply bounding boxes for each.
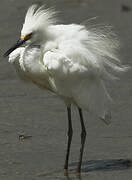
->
[69,158,132,172]
[37,159,132,179]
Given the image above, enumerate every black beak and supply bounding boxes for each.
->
[3,38,27,57]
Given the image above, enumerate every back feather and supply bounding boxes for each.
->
[81,18,128,81]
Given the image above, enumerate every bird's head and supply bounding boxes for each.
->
[4,4,56,57]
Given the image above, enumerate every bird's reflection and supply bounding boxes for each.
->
[64,169,83,180]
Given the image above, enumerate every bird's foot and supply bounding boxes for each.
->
[75,168,81,176]
[64,168,69,176]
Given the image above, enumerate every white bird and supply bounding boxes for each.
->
[4,5,127,173]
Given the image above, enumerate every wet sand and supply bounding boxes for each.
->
[0,0,132,179]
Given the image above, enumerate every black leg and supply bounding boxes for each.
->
[64,107,73,171]
[77,108,87,173]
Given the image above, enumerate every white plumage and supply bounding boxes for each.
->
[5,4,127,173]
[8,5,126,118]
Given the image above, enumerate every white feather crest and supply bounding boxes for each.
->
[21,4,57,35]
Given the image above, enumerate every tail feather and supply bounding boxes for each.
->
[73,78,111,118]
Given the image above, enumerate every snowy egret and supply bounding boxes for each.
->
[4,5,127,173]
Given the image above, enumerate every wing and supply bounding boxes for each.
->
[50,23,127,82]
[43,49,90,81]
[43,23,127,117]
[43,49,110,118]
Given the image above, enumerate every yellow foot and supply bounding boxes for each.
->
[76,171,81,176]
[75,171,82,180]
[64,168,69,176]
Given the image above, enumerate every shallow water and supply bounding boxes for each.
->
[0,0,132,179]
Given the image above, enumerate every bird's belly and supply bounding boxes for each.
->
[31,77,53,91]
[23,69,54,91]
[48,77,74,98]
